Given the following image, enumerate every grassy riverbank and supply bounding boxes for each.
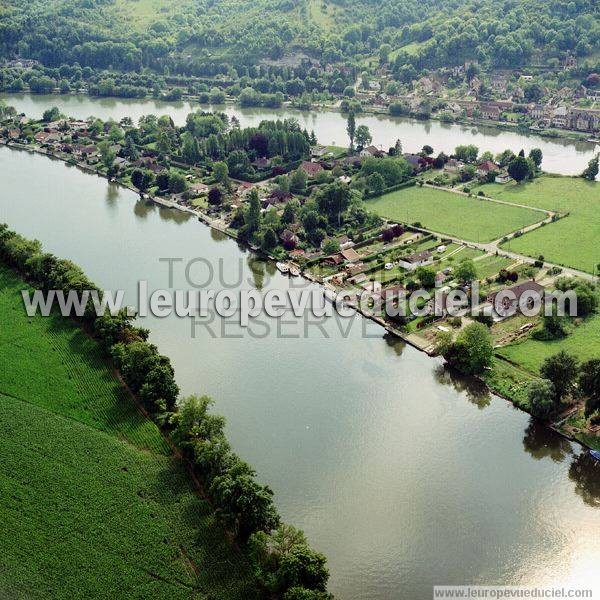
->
[0,265,259,599]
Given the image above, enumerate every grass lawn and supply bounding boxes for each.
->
[496,313,600,374]
[366,186,542,242]
[473,175,600,273]
[474,255,513,280]
[0,265,258,599]
[445,246,486,263]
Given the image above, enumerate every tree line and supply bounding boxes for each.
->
[0,223,331,600]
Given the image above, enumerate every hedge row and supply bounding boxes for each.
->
[364,177,417,199]
[0,223,331,600]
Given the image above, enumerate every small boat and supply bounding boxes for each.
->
[276,262,289,274]
[590,450,600,461]
[289,266,300,277]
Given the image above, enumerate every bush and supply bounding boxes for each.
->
[436,322,493,375]
[527,379,558,420]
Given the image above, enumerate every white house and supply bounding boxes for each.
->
[494,172,512,184]
[398,250,433,271]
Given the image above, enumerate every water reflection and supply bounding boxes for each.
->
[433,364,492,409]
[210,228,228,243]
[383,333,406,358]
[247,255,267,290]
[105,183,119,208]
[522,419,573,462]
[569,453,600,508]
[133,198,152,219]
[156,206,192,225]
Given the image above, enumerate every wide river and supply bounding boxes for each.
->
[2,92,599,176]
[1,96,599,598]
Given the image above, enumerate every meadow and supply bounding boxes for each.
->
[473,176,600,273]
[0,265,258,599]
[496,314,600,374]
[366,186,542,242]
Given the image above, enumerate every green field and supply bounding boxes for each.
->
[474,255,514,280]
[496,314,600,374]
[366,186,542,242]
[473,176,600,273]
[0,266,258,599]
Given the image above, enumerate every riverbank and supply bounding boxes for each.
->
[3,92,597,178]
[3,141,600,598]
[11,88,597,145]
[0,262,262,598]
[4,137,596,454]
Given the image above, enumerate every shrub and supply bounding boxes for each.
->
[527,379,558,419]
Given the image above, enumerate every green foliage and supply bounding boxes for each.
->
[527,379,558,420]
[0,266,260,598]
[355,124,372,149]
[261,227,278,252]
[322,238,340,255]
[454,145,478,163]
[360,156,411,187]
[367,172,386,196]
[346,111,356,150]
[528,148,543,169]
[508,156,533,184]
[582,154,599,181]
[0,225,330,592]
[213,161,229,184]
[42,106,61,122]
[540,351,579,401]
[249,524,329,595]
[455,259,477,283]
[415,266,436,288]
[579,359,600,417]
[438,322,494,375]
[290,168,308,193]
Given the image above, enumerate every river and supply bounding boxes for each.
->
[1,143,598,598]
[2,92,599,176]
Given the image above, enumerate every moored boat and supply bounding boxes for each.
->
[276,262,289,274]
[289,266,300,277]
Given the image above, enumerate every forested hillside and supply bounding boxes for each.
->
[1,0,598,74]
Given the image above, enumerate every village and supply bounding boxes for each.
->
[1,102,598,447]
[354,57,600,138]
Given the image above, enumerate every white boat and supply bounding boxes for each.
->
[289,266,301,277]
[276,262,289,274]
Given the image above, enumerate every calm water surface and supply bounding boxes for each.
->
[2,92,598,176]
[1,145,599,599]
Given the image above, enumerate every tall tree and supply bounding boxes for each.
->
[508,156,532,184]
[528,148,543,169]
[354,125,372,149]
[346,111,356,151]
[540,351,579,402]
[582,154,599,181]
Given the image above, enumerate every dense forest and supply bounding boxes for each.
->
[1,0,598,77]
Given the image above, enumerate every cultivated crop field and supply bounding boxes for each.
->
[366,186,542,242]
[474,176,600,273]
[0,266,258,599]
